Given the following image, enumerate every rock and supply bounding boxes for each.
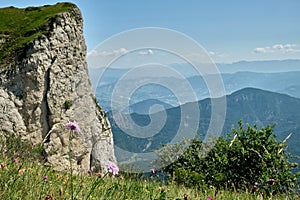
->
[0,5,116,172]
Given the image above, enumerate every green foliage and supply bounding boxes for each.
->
[162,121,300,197]
[0,129,298,199]
[64,99,73,110]
[0,3,76,67]
[0,132,44,162]
[0,156,295,200]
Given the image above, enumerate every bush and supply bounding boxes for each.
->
[64,100,73,110]
[161,121,300,196]
[24,7,41,12]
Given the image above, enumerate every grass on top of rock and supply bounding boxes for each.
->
[0,2,76,67]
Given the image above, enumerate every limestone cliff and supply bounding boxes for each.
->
[0,3,116,172]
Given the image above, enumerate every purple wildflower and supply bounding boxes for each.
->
[252,185,258,192]
[207,198,213,200]
[151,168,156,174]
[44,175,48,180]
[66,121,80,133]
[269,178,275,185]
[0,163,5,167]
[105,161,119,175]
[13,158,18,163]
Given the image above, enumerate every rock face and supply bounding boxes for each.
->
[0,5,116,172]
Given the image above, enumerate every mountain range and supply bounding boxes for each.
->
[95,70,300,112]
[108,88,300,162]
[91,59,300,167]
[89,59,300,89]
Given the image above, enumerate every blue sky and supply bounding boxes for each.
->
[1,0,300,63]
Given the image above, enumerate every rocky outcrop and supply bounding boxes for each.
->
[0,5,116,172]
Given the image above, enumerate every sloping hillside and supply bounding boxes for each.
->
[109,88,300,159]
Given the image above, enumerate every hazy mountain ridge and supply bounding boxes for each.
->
[218,59,300,73]
[89,59,300,88]
[92,60,300,164]
[109,88,300,160]
[96,70,300,112]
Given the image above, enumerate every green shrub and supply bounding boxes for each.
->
[64,100,72,110]
[161,121,300,196]
[24,7,41,12]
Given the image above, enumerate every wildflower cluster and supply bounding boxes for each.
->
[105,161,119,175]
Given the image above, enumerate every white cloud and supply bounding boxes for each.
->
[87,48,129,68]
[253,47,271,53]
[87,48,128,57]
[208,51,229,58]
[138,49,154,56]
[254,44,299,54]
[208,51,216,56]
[272,44,296,50]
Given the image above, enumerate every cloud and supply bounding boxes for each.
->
[254,44,299,54]
[253,47,272,53]
[87,48,128,57]
[88,48,155,58]
[208,51,216,56]
[87,48,129,68]
[138,49,154,56]
[208,51,228,58]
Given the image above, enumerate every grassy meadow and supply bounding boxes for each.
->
[0,151,297,199]
[2,123,299,199]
